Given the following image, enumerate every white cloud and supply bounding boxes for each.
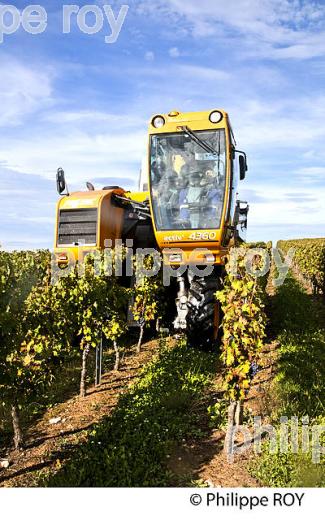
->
[294,166,325,180]
[0,129,146,184]
[0,55,54,126]
[138,0,325,60]
[145,51,155,61]
[24,216,54,224]
[178,64,230,82]
[242,185,325,227]
[231,96,325,150]
[169,46,181,58]
[43,110,146,127]
[238,117,325,148]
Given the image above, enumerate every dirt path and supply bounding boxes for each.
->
[168,431,259,487]
[0,339,159,488]
[168,341,279,487]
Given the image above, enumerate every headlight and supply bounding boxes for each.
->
[196,252,215,263]
[205,254,215,263]
[169,253,182,263]
[152,115,165,128]
[58,253,68,262]
[209,110,223,124]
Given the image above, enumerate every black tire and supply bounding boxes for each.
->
[187,275,221,350]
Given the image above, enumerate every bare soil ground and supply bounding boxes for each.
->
[0,339,159,488]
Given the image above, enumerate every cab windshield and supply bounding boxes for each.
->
[150,129,226,231]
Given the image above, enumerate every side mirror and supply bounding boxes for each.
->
[239,154,248,181]
[56,168,67,195]
[86,182,95,191]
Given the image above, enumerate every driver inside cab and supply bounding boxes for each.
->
[179,168,223,229]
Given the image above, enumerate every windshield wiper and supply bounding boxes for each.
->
[180,125,219,156]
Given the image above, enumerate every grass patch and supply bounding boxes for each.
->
[249,419,325,487]
[250,275,325,486]
[44,339,218,487]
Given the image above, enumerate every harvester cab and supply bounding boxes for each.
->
[148,110,248,257]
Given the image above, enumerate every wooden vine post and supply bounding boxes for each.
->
[132,255,162,353]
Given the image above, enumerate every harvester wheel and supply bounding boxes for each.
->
[187,275,221,350]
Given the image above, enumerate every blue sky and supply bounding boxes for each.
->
[0,0,325,249]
